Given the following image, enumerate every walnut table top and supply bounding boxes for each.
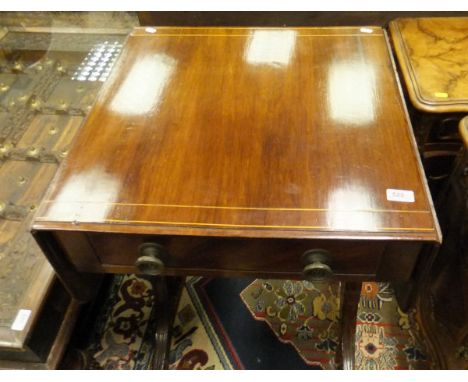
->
[389,17,468,113]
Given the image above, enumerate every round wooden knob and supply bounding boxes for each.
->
[135,243,167,275]
[302,249,333,281]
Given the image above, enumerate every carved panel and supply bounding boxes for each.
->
[0,73,18,94]
[0,220,21,249]
[15,114,84,162]
[1,31,127,53]
[0,25,127,355]
[0,224,52,328]
[0,112,13,142]
[42,79,100,115]
[0,161,57,207]
[0,74,34,111]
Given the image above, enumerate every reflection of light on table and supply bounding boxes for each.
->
[109,53,177,116]
[72,41,122,82]
[326,184,381,231]
[245,30,297,67]
[46,167,120,223]
[327,60,377,126]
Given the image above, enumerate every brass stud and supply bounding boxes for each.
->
[30,98,41,110]
[0,142,12,155]
[13,62,24,71]
[28,147,39,157]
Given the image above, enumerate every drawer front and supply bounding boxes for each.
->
[86,233,387,279]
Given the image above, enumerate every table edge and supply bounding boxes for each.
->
[389,19,468,114]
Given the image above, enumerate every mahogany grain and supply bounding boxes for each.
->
[31,27,441,369]
[33,27,439,243]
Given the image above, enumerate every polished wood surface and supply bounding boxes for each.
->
[337,282,361,370]
[87,233,386,277]
[31,27,441,369]
[390,18,468,113]
[33,26,439,243]
[151,277,183,369]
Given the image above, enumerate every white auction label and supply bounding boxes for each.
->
[386,189,415,203]
[11,309,32,331]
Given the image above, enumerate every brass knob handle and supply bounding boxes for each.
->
[135,243,167,275]
[302,249,333,282]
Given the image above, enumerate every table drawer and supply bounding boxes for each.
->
[84,232,388,279]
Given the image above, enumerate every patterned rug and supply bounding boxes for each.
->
[60,275,434,370]
[240,279,431,369]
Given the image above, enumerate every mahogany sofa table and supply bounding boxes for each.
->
[31,26,440,370]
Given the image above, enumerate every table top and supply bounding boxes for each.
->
[33,26,440,242]
[389,17,468,113]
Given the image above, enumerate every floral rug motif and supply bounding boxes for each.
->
[168,280,233,370]
[62,274,158,370]
[240,279,433,369]
[240,279,341,368]
[61,276,434,370]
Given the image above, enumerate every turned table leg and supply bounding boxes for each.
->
[151,276,184,370]
[336,281,361,370]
